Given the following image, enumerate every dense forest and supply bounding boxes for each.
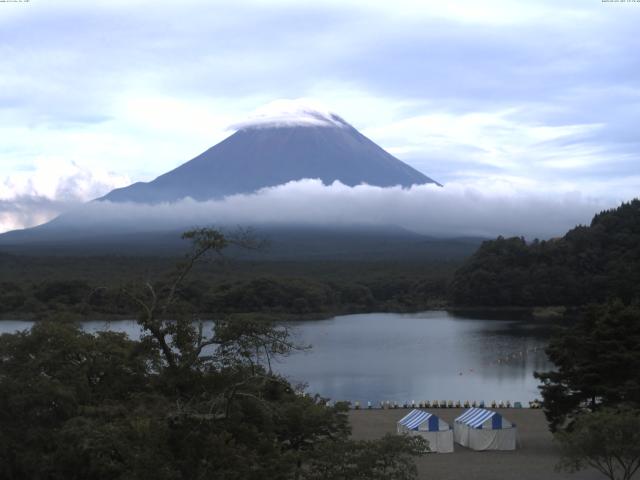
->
[451,200,640,307]
[0,255,455,320]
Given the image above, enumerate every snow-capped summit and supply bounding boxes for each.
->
[230,99,351,131]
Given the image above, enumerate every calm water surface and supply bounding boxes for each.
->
[280,311,552,404]
[0,311,552,403]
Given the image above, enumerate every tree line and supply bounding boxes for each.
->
[0,273,449,320]
[451,199,640,307]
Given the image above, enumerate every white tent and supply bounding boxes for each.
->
[397,409,454,453]
[453,408,517,451]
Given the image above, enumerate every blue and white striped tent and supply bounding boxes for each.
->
[397,409,453,453]
[454,408,517,451]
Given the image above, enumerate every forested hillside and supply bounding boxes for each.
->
[0,256,454,319]
[451,199,640,306]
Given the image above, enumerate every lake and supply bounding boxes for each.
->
[0,311,552,404]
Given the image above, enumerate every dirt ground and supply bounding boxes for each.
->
[348,408,606,480]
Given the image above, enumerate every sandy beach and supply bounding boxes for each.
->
[349,408,605,480]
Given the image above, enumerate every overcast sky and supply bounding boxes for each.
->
[1,0,639,235]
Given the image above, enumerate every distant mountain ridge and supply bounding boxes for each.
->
[101,106,438,203]
[0,223,483,260]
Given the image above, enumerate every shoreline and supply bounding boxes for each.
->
[349,408,601,480]
[0,304,568,323]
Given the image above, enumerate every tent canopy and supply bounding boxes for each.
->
[397,409,454,453]
[454,408,517,451]
[398,409,441,432]
[455,408,513,429]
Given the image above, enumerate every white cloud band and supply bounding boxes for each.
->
[43,179,614,240]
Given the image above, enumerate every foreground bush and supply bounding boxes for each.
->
[556,408,640,480]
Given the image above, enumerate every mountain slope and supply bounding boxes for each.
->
[101,113,438,203]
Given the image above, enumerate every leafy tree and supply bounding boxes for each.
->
[0,320,156,479]
[0,228,424,479]
[535,301,640,431]
[0,282,25,312]
[34,280,92,305]
[556,408,640,480]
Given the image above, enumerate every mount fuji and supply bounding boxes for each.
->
[100,101,439,203]
[0,101,465,258]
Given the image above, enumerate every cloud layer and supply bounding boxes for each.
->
[229,99,350,130]
[1,1,639,233]
[2,1,639,184]
[52,179,615,240]
[0,160,129,233]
